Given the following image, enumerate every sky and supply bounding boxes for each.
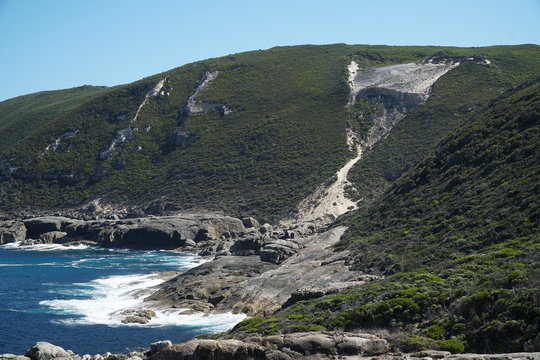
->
[0,0,539,101]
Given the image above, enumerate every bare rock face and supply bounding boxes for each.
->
[17,213,248,251]
[215,227,375,316]
[146,256,277,312]
[0,220,26,244]
[23,217,74,239]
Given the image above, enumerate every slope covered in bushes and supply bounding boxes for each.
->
[1,44,538,223]
[0,85,110,152]
[232,78,540,353]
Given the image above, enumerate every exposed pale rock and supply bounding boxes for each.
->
[149,341,172,354]
[0,355,31,360]
[147,256,276,311]
[25,342,73,360]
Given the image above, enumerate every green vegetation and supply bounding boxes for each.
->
[348,45,540,205]
[0,44,539,353]
[0,85,111,152]
[231,79,540,353]
[1,44,539,222]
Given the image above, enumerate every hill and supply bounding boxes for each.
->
[0,85,111,153]
[232,77,540,353]
[0,44,539,224]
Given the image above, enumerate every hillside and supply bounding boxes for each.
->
[0,85,111,153]
[232,78,540,353]
[1,44,539,224]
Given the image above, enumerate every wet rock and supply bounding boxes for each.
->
[19,237,60,246]
[120,309,156,324]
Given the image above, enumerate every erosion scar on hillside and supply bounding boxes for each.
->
[281,59,459,227]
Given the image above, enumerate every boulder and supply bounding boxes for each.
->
[120,309,156,324]
[241,217,260,229]
[230,236,263,255]
[289,334,334,355]
[163,339,266,360]
[23,217,78,239]
[259,239,302,264]
[150,341,172,354]
[282,230,296,239]
[264,350,293,360]
[149,342,198,360]
[201,216,245,238]
[25,342,73,360]
[335,334,389,356]
[413,350,452,359]
[0,220,26,244]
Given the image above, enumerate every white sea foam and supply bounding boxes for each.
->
[0,241,93,251]
[3,241,238,331]
[41,272,245,331]
[0,262,62,267]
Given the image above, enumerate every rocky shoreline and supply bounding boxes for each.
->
[1,213,539,359]
[3,339,539,360]
[0,213,375,319]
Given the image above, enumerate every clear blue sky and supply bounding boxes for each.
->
[1,0,539,101]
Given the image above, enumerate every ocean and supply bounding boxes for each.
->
[0,243,245,355]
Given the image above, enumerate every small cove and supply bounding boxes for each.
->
[0,243,244,355]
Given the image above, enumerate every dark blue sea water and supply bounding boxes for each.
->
[0,243,244,355]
